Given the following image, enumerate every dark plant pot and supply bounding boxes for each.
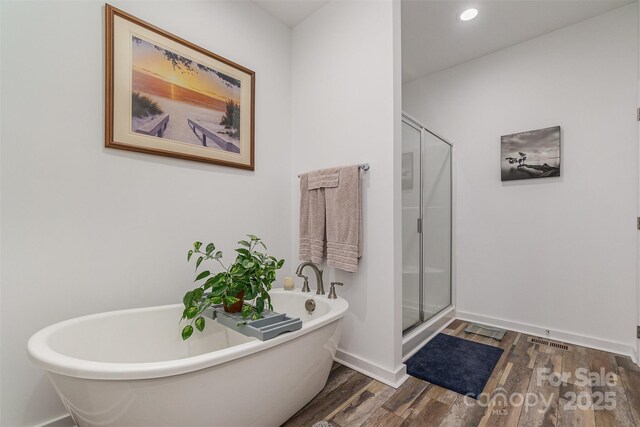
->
[223,291,245,313]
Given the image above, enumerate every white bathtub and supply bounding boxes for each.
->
[28,289,348,427]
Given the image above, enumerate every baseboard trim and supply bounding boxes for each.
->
[456,310,637,363]
[36,414,74,427]
[334,348,408,388]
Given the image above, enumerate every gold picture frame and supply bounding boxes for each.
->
[105,4,255,170]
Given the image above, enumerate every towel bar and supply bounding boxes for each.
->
[298,163,369,178]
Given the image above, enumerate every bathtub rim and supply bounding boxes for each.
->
[27,289,348,381]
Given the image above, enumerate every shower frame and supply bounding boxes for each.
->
[402,112,454,335]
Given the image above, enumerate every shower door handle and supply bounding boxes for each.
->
[417,217,423,234]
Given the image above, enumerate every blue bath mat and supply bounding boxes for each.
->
[406,333,503,398]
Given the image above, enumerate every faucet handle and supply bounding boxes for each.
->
[300,275,310,292]
[328,282,343,299]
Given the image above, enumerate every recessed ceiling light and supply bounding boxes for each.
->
[459,8,478,22]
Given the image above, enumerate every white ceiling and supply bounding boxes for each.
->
[252,0,330,28]
[402,0,632,82]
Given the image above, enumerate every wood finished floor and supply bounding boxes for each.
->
[282,320,640,427]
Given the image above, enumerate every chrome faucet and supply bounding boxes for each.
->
[295,262,325,295]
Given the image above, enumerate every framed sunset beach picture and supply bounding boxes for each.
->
[105,5,255,169]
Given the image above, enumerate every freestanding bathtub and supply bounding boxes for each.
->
[28,289,348,427]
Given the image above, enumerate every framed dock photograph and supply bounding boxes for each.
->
[501,126,561,181]
[105,5,255,170]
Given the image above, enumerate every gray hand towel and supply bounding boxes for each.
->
[325,166,362,272]
[299,171,330,264]
[299,165,363,272]
[298,173,312,262]
[307,184,327,265]
[307,167,341,264]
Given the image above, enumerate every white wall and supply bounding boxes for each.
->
[0,0,4,422]
[404,4,639,357]
[0,1,291,425]
[291,0,405,385]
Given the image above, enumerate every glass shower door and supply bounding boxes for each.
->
[402,115,452,333]
[402,121,422,331]
[422,130,452,320]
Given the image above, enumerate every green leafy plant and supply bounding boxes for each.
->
[180,235,284,340]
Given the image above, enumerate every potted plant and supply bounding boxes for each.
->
[180,235,285,340]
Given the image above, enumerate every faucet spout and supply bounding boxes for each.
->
[295,262,325,295]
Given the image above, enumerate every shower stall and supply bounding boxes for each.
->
[401,114,453,335]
